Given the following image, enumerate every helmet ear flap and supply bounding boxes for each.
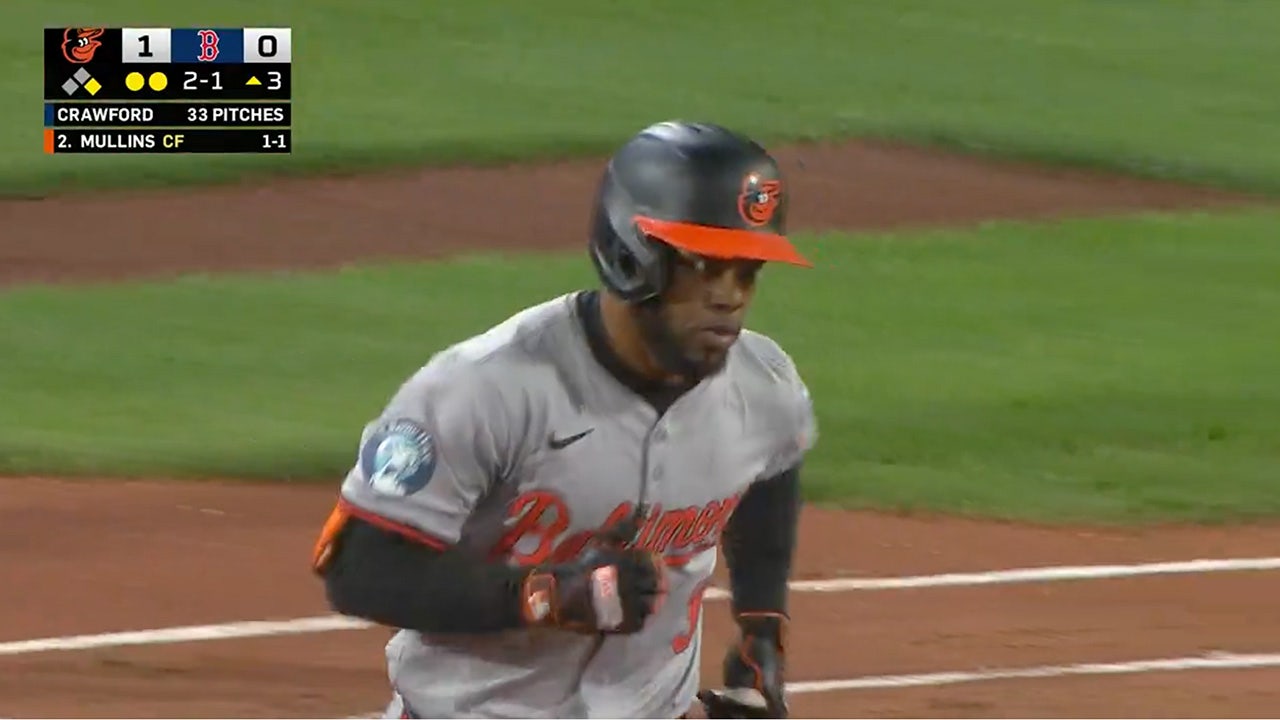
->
[614,227,643,283]
[587,165,673,304]
[595,224,669,304]
[629,225,676,300]
[643,231,677,298]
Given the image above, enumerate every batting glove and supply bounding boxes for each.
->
[519,542,666,635]
[698,612,788,718]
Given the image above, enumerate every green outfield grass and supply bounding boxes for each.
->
[5,0,1280,194]
[4,208,1277,523]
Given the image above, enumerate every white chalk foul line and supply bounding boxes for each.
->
[786,650,1280,694]
[340,651,1280,716]
[3,556,1279,657]
[711,555,1280,598]
[0,615,369,656]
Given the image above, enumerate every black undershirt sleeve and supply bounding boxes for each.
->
[720,464,802,616]
[325,466,801,632]
[321,516,529,634]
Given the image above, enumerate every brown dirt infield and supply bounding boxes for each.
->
[2,140,1278,718]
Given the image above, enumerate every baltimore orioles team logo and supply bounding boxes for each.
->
[61,28,104,64]
[737,173,783,227]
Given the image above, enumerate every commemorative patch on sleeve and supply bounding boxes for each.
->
[359,418,437,496]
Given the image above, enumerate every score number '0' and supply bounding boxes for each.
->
[179,70,282,92]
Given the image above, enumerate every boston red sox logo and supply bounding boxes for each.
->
[197,29,220,62]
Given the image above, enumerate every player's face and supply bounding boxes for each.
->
[638,249,763,380]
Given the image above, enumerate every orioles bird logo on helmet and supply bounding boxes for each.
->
[62,28,105,64]
[737,173,783,227]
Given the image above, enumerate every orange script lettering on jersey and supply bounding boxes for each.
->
[493,491,742,566]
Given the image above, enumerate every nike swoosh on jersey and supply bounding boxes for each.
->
[547,428,594,449]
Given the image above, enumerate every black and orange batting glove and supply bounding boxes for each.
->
[518,520,666,635]
[698,612,788,718]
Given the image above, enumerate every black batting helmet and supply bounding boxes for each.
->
[588,121,811,303]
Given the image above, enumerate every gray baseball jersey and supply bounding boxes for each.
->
[337,292,817,719]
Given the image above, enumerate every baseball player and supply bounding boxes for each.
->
[311,120,817,719]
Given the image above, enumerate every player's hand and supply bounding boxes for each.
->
[698,612,788,718]
[519,543,666,635]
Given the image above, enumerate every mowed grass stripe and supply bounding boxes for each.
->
[2,208,1278,522]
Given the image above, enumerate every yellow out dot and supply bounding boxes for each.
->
[125,72,145,92]
[148,72,168,91]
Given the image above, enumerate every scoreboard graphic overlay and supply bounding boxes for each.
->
[43,27,292,154]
